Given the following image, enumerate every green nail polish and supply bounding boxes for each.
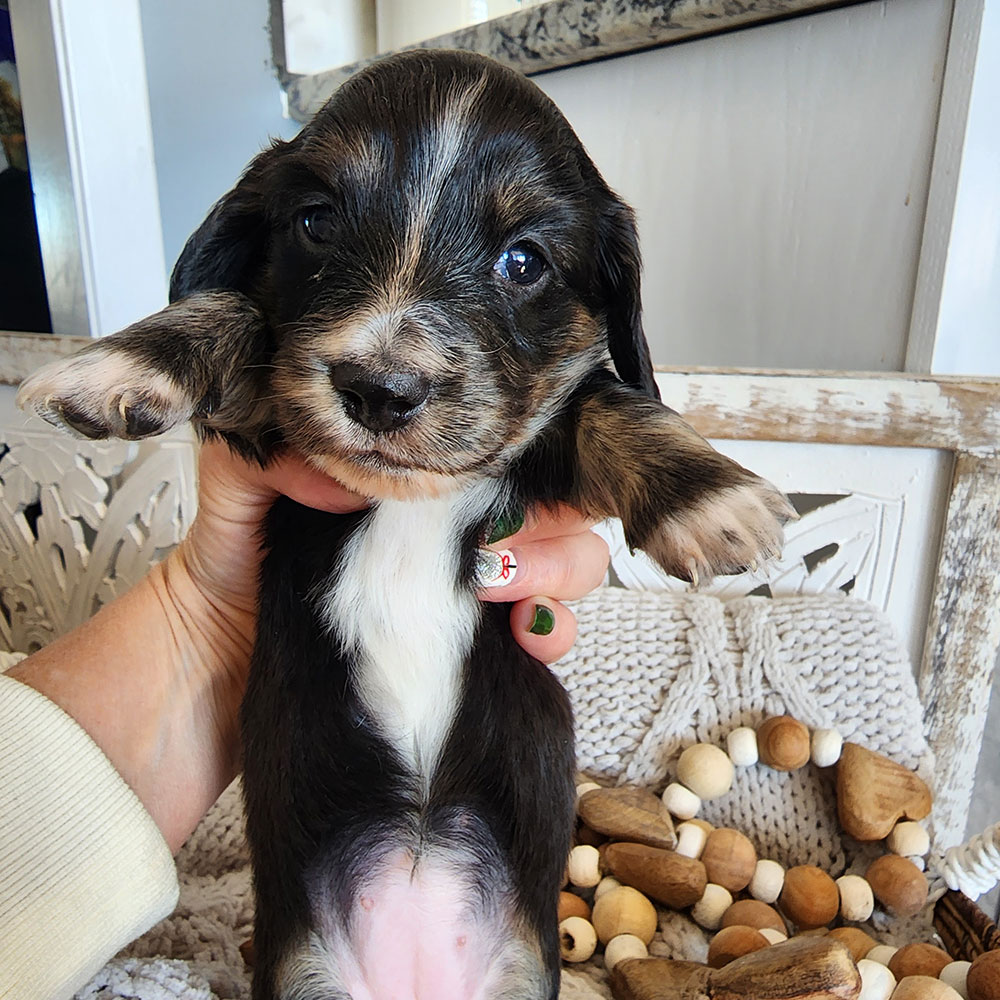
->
[486,505,525,545]
[529,604,555,636]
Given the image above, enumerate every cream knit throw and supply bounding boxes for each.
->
[77,591,935,1000]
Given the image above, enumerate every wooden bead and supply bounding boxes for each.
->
[866,855,929,917]
[967,950,1000,1000]
[702,828,757,892]
[595,876,623,900]
[662,782,701,820]
[888,944,954,981]
[604,933,649,971]
[836,873,875,921]
[559,916,597,962]
[721,899,786,934]
[759,927,788,944]
[939,961,971,1000]
[568,844,603,888]
[691,883,733,930]
[707,925,770,968]
[827,927,878,962]
[558,890,591,922]
[578,786,677,850]
[812,728,844,767]
[892,976,965,1000]
[749,859,786,904]
[577,822,607,848]
[727,726,759,766]
[757,716,812,771]
[675,820,709,859]
[576,780,602,803]
[592,885,658,945]
[677,743,735,800]
[779,865,840,929]
[602,841,707,909]
[887,821,931,857]
[868,946,901,967]
[858,958,897,1000]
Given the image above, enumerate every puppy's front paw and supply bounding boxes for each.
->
[16,348,196,440]
[645,477,796,587]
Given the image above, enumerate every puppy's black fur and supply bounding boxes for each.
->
[18,50,792,999]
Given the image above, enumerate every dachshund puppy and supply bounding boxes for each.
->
[18,50,793,1000]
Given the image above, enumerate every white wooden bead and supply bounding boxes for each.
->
[866,945,899,967]
[727,727,759,767]
[811,728,844,767]
[749,859,785,904]
[677,743,735,800]
[662,782,701,820]
[887,821,930,857]
[691,883,733,930]
[836,873,875,921]
[857,958,896,1000]
[559,916,598,962]
[907,854,927,872]
[604,933,649,970]
[938,961,971,1000]
[759,928,788,945]
[575,781,601,805]
[675,820,710,859]
[594,876,622,900]
[567,845,602,888]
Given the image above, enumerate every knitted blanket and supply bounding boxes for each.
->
[75,590,935,1000]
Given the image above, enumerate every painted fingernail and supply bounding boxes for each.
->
[475,548,518,588]
[528,603,555,635]
[486,505,525,544]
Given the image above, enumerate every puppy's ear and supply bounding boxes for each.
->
[597,198,660,402]
[168,141,289,302]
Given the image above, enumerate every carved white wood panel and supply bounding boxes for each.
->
[0,411,197,653]
[594,440,954,674]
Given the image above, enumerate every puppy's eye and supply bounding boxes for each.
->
[495,245,546,285]
[300,205,335,243]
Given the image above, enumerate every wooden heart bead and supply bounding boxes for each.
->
[757,716,812,771]
[836,743,932,841]
[602,841,707,909]
[578,785,677,850]
[702,828,757,893]
[865,855,928,918]
[778,866,840,929]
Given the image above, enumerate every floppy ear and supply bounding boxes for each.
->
[596,198,660,401]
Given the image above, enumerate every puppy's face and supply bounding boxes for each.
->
[176,52,649,498]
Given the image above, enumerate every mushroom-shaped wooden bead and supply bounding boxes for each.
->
[749,859,786,904]
[757,716,812,771]
[568,844,603,888]
[812,728,844,768]
[779,866,840,929]
[760,927,788,945]
[892,976,965,1000]
[676,821,709,859]
[721,899,786,934]
[857,958,897,1000]
[662,782,701,820]
[727,727,760,767]
[868,946,900,967]
[604,933,649,971]
[828,926,878,962]
[559,891,592,922]
[707,925,770,968]
[967,950,1000,1000]
[691,883,733,930]
[702,828,757,892]
[887,821,931,858]
[592,885,658,945]
[836,873,875,921]
[559,916,597,962]
[866,855,928,917]
[595,876,623,900]
[677,743,735,800]
[889,945,954,981]
[939,961,971,1000]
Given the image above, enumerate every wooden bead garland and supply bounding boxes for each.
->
[560,713,952,1000]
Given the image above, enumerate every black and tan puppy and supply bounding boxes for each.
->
[18,51,792,1000]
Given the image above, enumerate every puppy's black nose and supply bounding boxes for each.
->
[330,363,430,433]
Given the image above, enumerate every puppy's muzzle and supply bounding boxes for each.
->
[331,362,431,433]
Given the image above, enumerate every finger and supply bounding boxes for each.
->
[491,502,598,546]
[477,529,609,603]
[262,453,369,513]
[510,599,578,663]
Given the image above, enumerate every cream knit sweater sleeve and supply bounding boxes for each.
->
[0,673,179,1000]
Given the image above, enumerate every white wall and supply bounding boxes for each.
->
[537,0,954,372]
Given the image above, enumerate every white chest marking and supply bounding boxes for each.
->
[322,482,501,779]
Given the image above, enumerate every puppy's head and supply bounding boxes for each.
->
[179,51,656,498]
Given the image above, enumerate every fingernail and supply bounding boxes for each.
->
[474,548,518,588]
[486,505,525,545]
[528,603,555,635]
